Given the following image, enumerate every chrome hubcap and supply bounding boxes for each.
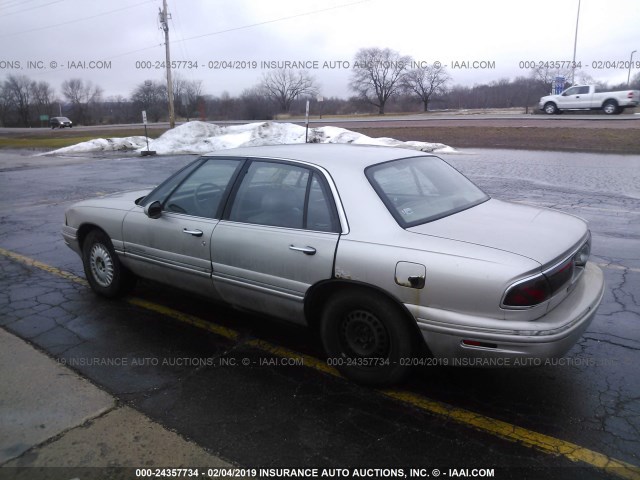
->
[340,309,389,358]
[89,243,114,287]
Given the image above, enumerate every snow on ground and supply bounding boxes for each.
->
[46,121,456,155]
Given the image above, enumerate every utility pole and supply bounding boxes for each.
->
[159,0,175,128]
[570,0,581,85]
[628,50,637,86]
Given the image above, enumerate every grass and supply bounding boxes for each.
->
[0,128,165,149]
[350,126,640,154]
[1,124,638,154]
[0,137,108,149]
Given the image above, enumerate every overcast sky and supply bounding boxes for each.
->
[1,0,638,100]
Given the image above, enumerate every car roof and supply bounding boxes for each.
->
[201,143,436,172]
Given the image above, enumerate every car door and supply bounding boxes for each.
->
[558,86,582,108]
[211,160,341,324]
[574,85,593,108]
[122,158,243,298]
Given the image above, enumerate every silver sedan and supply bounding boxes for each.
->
[62,144,605,385]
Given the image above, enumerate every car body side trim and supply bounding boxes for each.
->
[123,251,211,278]
[212,271,305,303]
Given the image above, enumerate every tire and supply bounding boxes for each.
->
[320,289,415,386]
[602,101,620,115]
[82,229,136,298]
[543,102,558,115]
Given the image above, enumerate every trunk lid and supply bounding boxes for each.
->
[407,199,587,266]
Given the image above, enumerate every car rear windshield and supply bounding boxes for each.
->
[366,156,489,227]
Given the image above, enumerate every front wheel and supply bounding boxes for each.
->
[544,102,558,114]
[82,229,136,298]
[320,289,415,386]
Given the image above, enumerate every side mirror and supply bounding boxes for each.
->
[144,200,162,219]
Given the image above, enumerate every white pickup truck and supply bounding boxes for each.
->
[539,85,639,115]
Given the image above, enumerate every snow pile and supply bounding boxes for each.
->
[47,121,455,155]
[47,136,149,153]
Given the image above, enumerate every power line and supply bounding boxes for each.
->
[1,0,371,81]
[0,0,154,37]
[173,0,371,45]
[0,0,66,18]
[0,0,46,11]
[104,0,372,60]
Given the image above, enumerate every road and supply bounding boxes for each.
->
[0,147,639,479]
[1,113,639,136]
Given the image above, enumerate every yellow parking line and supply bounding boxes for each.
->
[383,389,640,479]
[0,247,89,286]
[128,297,240,342]
[1,246,639,480]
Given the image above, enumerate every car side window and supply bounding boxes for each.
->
[229,162,307,229]
[141,159,204,207]
[164,159,241,218]
[306,173,338,232]
[228,161,339,232]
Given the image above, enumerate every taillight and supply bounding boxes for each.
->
[546,258,574,292]
[502,275,551,307]
[628,91,634,99]
[503,237,591,309]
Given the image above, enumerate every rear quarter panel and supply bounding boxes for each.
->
[334,230,540,321]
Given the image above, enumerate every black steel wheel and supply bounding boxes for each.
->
[320,288,415,386]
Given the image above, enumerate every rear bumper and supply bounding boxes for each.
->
[411,262,605,365]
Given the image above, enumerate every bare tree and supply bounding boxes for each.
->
[239,87,273,120]
[530,66,573,94]
[402,64,451,112]
[184,79,204,120]
[259,69,318,113]
[30,81,55,117]
[349,47,412,114]
[131,80,167,122]
[61,78,103,125]
[104,94,132,124]
[0,83,13,126]
[172,73,187,118]
[3,75,34,126]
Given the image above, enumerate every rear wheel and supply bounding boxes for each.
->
[82,229,136,298]
[320,289,415,386]
[603,101,620,115]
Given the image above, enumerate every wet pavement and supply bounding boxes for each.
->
[0,147,639,479]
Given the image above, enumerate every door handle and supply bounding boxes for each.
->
[183,228,203,237]
[289,245,316,255]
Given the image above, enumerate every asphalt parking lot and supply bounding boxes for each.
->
[0,147,639,479]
